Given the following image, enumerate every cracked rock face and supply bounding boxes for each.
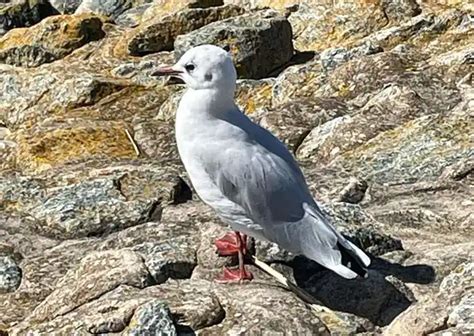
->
[0,0,473,335]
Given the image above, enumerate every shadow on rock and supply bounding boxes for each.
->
[269,51,316,77]
[370,257,436,285]
[291,255,435,326]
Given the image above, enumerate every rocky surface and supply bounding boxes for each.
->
[0,0,472,335]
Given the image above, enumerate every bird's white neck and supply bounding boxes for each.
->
[179,88,235,119]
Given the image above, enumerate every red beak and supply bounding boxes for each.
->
[151,66,182,77]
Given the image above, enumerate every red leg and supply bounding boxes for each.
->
[215,232,253,283]
[215,231,247,256]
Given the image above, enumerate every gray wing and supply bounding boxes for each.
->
[210,123,370,278]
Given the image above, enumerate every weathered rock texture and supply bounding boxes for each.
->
[0,0,472,334]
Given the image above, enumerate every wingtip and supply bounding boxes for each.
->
[331,264,359,279]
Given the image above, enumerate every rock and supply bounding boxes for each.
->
[10,279,224,334]
[385,262,474,335]
[126,4,244,56]
[133,119,179,161]
[115,3,152,27]
[0,13,105,67]
[223,0,300,10]
[204,282,330,335]
[126,300,177,336]
[446,293,474,335]
[12,120,137,173]
[300,270,412,327]
[49,0,82,14]
[254,239,294,264]
[271,57,326,106]
[0,0,59,36]
[296,83,445,163]
[334,109,472,185]
[0,64,175,128]
[0,213,202,328]
[140,0,224,23]
[287,2,388,52]
[110,52,175,85]
[75,0,143,19]
[0,256,21,293]
[380,0,421,23]
[155,86,185,122]
[259,97,349,152]
[115,223,198,284]
[336,177,368,204]
[234,78,274,118]
[346,227,403,257]
[20,249,151,326]
[0,164,186,238]
[174,10,294,79]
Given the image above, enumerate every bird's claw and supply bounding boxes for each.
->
[215,266,253,283]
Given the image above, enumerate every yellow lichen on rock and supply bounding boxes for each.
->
[0,13,106,66]
[13,122,136,173]
[235,80,273,115]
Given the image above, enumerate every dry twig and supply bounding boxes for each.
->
[251,255,334,314]
[125,128,140,156]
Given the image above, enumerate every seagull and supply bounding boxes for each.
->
[153,45,371,282]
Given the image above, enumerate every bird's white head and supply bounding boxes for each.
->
[153,45,237,95]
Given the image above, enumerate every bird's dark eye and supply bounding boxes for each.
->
[185,64,195,72]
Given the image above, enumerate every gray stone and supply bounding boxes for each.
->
[336,177,368,204]
[132,119,179,161]
[0,0,59,36]
[380,0,421,23]
[115,3,152,27]
[9,279,224,334]
[174,10,293,79]
[131,236,197,284]
[49,0,82,14]
[205,282,330,335]
[385,262,474,335]
[446,293,474,335]
[0,165,186,239]
[127,4,244,56]
[75,0,145,20]
[126,300,177,336]
[27,177,157,238]
[0,256,21,293]
[0,44,56,67]
[344,226,403,257]
[18,249,152,327]
[334,110,472,185]
[259,97,349,153]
